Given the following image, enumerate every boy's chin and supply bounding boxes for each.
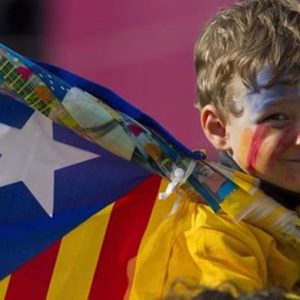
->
[229,156,300,194]
[246,169,300,194]
[278,184,300,194]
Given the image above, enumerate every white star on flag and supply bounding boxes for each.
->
[0,112,99,217]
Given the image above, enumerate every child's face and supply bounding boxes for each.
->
[225,71,300,193]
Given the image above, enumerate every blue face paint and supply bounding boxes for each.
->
[255,68,273,87]
[245,69,300,114]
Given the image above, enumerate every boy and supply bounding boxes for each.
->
[195,0,300,292]
[131,0,300,297]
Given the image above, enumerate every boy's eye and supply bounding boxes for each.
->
[256,113,291,127]
[261,113,289,122]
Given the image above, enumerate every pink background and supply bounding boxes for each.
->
[43,0,233,158]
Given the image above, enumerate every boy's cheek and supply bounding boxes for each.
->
[269,126,299,161]
[236,125,270,172]
[238,125,297,175]
[258,126,298,173]
[255,137,278,172]
[235,125,278,174]
[235,127,253,168]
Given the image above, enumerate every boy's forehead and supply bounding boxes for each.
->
[230,70,300,112]
[255,68,298,88]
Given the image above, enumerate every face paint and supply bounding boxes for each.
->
[247,86,299,113]
[246,124,269,172]
[246,69,300,114]
[269,126,297,164]
[236,127,253,166]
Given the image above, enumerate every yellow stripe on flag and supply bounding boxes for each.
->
[0,276,10,300]
[128,179,185,300]
[46,203,114,300]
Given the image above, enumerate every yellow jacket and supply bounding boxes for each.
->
[129,195,300,299]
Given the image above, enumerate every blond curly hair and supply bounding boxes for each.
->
[195,0,300,119]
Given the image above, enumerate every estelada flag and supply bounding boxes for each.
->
[0,44,199,300]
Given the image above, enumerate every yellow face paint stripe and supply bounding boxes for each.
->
[46,204,114,300]
[0,276,10,300]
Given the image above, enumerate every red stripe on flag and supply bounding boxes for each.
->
[88,175,161,300]
[5,240,61,300]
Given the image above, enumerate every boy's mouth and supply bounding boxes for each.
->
[280,158,300,163]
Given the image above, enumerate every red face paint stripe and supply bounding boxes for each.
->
[5,240,61,300]
[270,126,297,161]
[246,125,269,171]
[88,175,161,300]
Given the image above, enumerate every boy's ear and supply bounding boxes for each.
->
[200,105,231,150]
